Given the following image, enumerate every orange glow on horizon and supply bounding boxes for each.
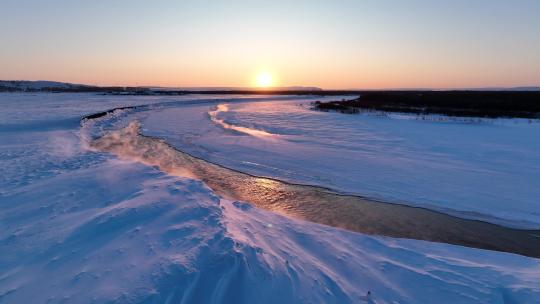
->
[1,2,539,90]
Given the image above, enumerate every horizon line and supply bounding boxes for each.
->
[2,79,540,91]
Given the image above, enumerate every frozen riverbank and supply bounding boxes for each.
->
[1,93,540,303]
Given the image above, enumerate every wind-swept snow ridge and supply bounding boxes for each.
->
[4,157,539,303]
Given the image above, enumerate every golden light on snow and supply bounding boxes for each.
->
[255,72,273,88]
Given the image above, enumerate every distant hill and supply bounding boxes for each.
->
[435,87,540,92]
[349,87,540,92]
[474,86,540,91]
[0,80,153,93]
[0,80,94,92]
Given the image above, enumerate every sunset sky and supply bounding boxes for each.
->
[1,0,539,89]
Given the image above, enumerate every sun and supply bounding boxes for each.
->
[255,72,273,88]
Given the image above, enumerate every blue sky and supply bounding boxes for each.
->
[1,0,539,88]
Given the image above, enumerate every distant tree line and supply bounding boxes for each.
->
[0,85,152,94]
[313,91,540,118]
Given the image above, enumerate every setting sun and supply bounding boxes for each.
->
[255,72,273,88]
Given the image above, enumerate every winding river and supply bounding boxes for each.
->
[83,109,540,258]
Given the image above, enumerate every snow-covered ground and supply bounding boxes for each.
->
[134,98,540,229]
[1,93,540,303]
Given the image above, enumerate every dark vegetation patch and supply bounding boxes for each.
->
[313,91,540,118]
[81,106,137,121]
